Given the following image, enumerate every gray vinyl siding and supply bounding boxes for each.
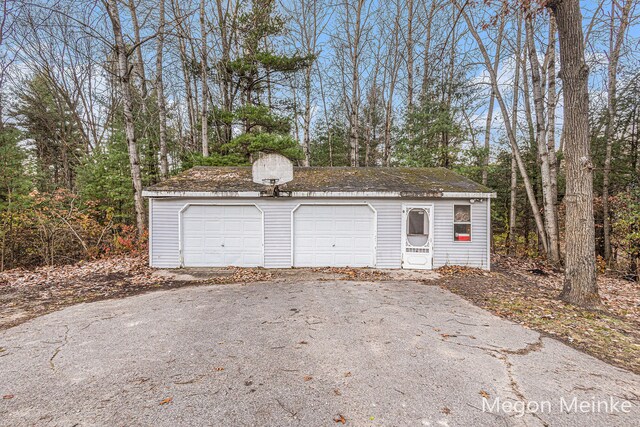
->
[432,199,489,269]
[148,197,489,269]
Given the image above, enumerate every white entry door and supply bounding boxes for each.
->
[181,205,263,267]
[401,205,434,269]
[293,204,376,267]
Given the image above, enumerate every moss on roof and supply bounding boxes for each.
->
[144,166,493,195]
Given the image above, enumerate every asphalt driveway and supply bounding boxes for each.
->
[1,280,638,426]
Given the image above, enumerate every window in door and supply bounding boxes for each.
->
[407,208,429,246]
[453,205,471,242]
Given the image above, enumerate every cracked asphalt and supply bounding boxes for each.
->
[1,280,639,426]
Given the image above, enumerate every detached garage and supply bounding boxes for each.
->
[143,159,495,270]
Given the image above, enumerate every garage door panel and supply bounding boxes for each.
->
[315,237,334,248]
[295,253,313,264]
[224,237,243,248]
[242,253,262,265]
[353,253,373,263]
[354,237,373,247]
[354,220,373,232]
[310,206,334,215]
[242,221,262,233]
[223,206,244,216]
[204,221,222,233]
[182,205,263,267]
[335,237,355,248]
[315,253,334,265]
[334,219,354,232]
[296,237,315,248]
[204,238,222,248]
[314,220,333,233]
[209,253,225,265]
[293,205,375,267]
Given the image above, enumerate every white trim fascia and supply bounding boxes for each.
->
[289,191,403,198]
[143,190,262,198]
[441,192,497,199]
[144,190,496,199]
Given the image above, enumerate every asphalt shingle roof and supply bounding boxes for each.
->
[144,167,493,196]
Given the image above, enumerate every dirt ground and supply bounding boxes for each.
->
[437,255,640,374]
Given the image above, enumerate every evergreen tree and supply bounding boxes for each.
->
[395,94,464,168]
[198,0,314,165]
[0,125,31,270]
[75,129,134,222]
[11,73,84,190]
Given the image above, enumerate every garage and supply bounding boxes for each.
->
[293,204,376,267]
[180,204,263,267]
[145,161,494,270]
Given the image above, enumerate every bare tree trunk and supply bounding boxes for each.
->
[521,44,536,151]
[302,64,312,166]
[316,60,332,166]
[457,2,548,255]
[481,10,505,186]
[364,86,373,167]
[157,0,168,178]
[347,0,365,167]
[127,0,148,101]
[631,105,638,173]
[383,86,395,166]
[420,2,437,100]
[406,0,414,114]
[348,0,365,167]
[281,0,324,166]
[292,81,301,152]
[104,0,145,236]
[173,0,197,150]
[602,0,632,261]
[547,15,559,235]
[547,0,599,308]
[200,0,209,157]
[383,0,402,167]
[213,0,236,146]
[526,11,560,264]
[509,10,523,256]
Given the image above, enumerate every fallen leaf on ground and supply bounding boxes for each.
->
[440,254,640,374]
[303,375,313,381]
[442,407,451,415]
[3,395,14,399]
[479,390,490,399]
[334,414,346,424]
[159,397,173,405]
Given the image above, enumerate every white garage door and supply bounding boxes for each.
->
[293,204,375,267]
[181,205,263,267]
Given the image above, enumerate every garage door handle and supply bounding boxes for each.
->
[221,244,225,247]
[332,244,336,247]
